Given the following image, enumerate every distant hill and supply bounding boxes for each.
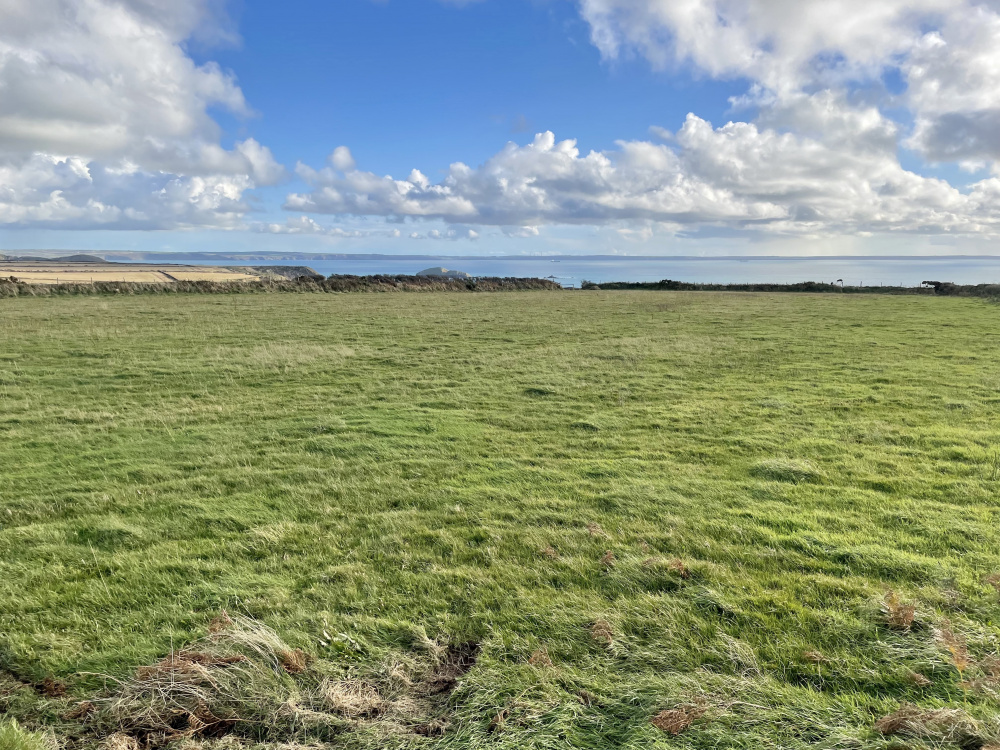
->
[1,254,110,263]
[58,254,110,263]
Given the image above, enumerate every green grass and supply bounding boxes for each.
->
[1,290,999,749]
[0,721,51,750]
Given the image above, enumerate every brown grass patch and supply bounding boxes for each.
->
[134,652,247,681]
[208,611,234,634]
[667,559,691,579]
[803,650,829,664]
[983,655,1000,678]
[320,679,385,719]
[279,649,309,675]
[0,270,172,285]
[590,620,615,647]
[64,700,97,720]
[875,704,981,744]
[528,648,553,668]
[882,590,916,630]
[587,523,609,539]
[411,719,449,737]
[651,704,706,736]
[907,672,932,687]
[39,676,66,697]
[640,557,691,579]
[539,545,559,560]
[100,733,141,750]
[316,640,479,735]
[936,621,971,675]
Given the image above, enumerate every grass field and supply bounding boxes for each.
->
[0,263,260,285]
[1,291,999,749]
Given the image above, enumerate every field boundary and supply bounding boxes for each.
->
[581,278,1000,299]
[0,275,562,297]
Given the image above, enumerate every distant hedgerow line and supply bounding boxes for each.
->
[0,275,561,298]
[581,278,1000,299]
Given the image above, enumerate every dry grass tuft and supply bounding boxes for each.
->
[667,559,691,579]
[97,615,305,743]
[587,523,609,539]
[528,648,553,668]
[590,620,615,647]
[640,557,691,579]
[882,590,916,630]
[803,650,829,664]
[982,655,1000,678]
[279,649,309,675]
[100,733,141,750]
[875,704,980,744]
[907,672,932,687]
[208,611,233,634]
[320,679,385,719]
[39,676,66,698]
[64,701,97,720]
[650,704,707,736]
[986,574,1000,596]
[935,621,971,675]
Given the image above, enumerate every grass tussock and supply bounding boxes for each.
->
[84,617,483,747]
[874,704,987,745]
[882,590,917,630]
[97,616,306,744]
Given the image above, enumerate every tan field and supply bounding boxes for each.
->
[0,262,261,285]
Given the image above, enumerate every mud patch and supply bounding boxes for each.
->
[422,642,480,696]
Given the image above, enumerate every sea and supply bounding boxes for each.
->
[194,255,1000,287]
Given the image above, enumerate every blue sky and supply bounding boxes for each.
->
[207,1,746,180]
[3,0,1000,256]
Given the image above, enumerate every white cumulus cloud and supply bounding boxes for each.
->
[0,0,283,229]
[579,0,1000,165]
[285,102,1000,236]
[285,0,1000,239]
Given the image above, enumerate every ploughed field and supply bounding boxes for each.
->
[1,291,999,750]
